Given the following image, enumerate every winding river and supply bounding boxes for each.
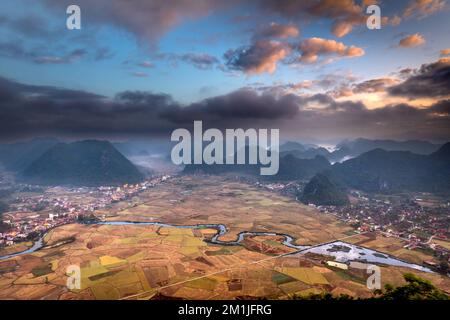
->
[0,220,433,273]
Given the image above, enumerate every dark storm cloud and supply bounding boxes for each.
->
[388,58,450,98]
[163,89,300,124]
[429,99,450,115]
[285,94,450,141]
[0,77,449,142]
[0,77,298,140]
[0,77,103,101]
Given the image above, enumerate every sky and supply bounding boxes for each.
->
[0,0,449,144]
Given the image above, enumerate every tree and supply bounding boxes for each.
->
[291,273,449,300]
[375,273,449,300]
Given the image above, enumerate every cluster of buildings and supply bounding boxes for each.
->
[314,192,450,260]
[0,175,171,247]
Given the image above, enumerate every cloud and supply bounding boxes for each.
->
[43,0,233,47]
[253,22,299,40]
[287,93,450,141]
[0,41,29,59]
[297,37,364,63]
[179,53,219,70]
[382,15,402,27]
[163,89,300,124]
[224,40,290,74]
[403,0,446,19]
[259,0,395,37]
[352,78,399,93]
[138,61,154,68]
[0,14,55,38]
[0,77,299,140]
[260,0,364,37]
[429,99,450,115]
[441,48,450,56]
[154,52,219,70]
[130,72,149,78]
[33,49,87,64]
[1,76,449,142]
[398,33,426,48]
[388,58,450,98]
[95,47,114,61]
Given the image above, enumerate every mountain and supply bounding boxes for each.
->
[280,139,441,164]
[431,141,450,161]
[113,139,172,157]
[274,155,330,181]
[281,147,330,160]
[300,173,349,206]
[183,147,330,181]
[20,140,144,186]
[327,145,352,163]
[337,138,441,156]
[279,141,318,153]
[280,141,306,152]
[323,142,450,193]
[0,137,59,171]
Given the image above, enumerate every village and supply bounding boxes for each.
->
[0,175,171,247]
[252,179,450,270]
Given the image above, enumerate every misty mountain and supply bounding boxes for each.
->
[300,173,349,206]
[0,137,59,171]
[183,146,330,181]
[20,140,144,186]
[323,142,450,193]
[336,138,442,156]
[113,139,172,157]
[280,141,305,152]
[280,139,441,164]
[279,141,319,153]
[274,155,331,181]
[281,147,330,160]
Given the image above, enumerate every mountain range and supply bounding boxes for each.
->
[19,140,144,186]
[0,137,59,172]
[1,137,448,192]
[323,142,450,194]
[183,147,331,181]
[280,138,442,163]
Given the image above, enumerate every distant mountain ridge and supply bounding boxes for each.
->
[20,140,144,186]
[183,145,331,181]
[337,138,442,156]
[321,142,450,193]
[0,137,59,171]
[280,139,442,163]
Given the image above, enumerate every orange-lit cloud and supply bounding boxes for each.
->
[259,0,403,38]
[398,33,426,47]
[298,37,364,63]
[403,0,446,19]
[254,22,299,39]
[441,48,450,56]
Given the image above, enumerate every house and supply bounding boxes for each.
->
[326,261,348,270]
